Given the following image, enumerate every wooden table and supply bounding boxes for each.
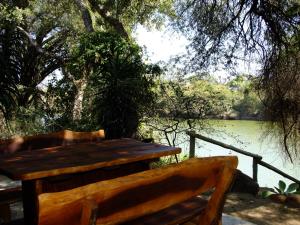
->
[0,138,181,225]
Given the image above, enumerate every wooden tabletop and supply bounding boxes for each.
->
[0,139,181,181]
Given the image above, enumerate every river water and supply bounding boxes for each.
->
[159,120,300,188]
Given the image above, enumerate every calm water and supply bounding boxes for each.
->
[161,120,300,188]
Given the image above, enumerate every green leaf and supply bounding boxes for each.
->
[278,180,286,193]
[286,183,299,193]
[261,190,274,198]
[274,187,283,194]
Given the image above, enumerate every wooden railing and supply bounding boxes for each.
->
[186,131,300,185]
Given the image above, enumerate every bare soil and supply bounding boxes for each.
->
[224,193,300,225]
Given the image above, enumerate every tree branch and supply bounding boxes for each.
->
[74,0,94,32]
[88,0,128,39]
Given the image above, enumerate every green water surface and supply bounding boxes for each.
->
[173,120,300,188]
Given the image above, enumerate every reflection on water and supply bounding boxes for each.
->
[167,120,300,188]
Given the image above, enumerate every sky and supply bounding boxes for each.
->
[42,24,260,86]
[134,25,189,64]
[134,25,261,81]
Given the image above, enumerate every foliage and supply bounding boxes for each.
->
[0,0,173,136]
[68,32,160,139]
[262,180,300,198]
[142,78,210,146]
[229,75,263,119]
[0,1,72,115]
[175,0,300,70]
[140,73,263,146]
[0,4,23,118]
[174,0,300,161]
[91,0,175,31]
[150,154,188,168]
[258,49,300,161]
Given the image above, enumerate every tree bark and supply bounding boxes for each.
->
[88,0,128,39]
[62,68,88,121]
[73,76,88,121]
[74,0,94,32]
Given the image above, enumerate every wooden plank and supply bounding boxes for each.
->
[123,197,208,225]
[0,203,11,223]
[38,161,151,193]
[18,160,151,225]
[22,180,43,225]
[81,199,98,225]
[0,139,181,180]
[252,158,258,182]
[0,129,105,155]
[37,156,238,225]
[189,131,196,158]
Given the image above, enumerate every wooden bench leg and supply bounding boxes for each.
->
[0,203,11,223]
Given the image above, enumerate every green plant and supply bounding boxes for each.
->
[70,32,160,139]
[262,180,300,198]
[150,154,189,169]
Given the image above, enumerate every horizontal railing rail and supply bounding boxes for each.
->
[186,131,300,185]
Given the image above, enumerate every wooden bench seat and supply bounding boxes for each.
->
[0,129,105,223]
[37,156,238,225]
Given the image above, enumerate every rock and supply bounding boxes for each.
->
[285,194,300,208]
[230,169,259,196]
[269,194,287,204]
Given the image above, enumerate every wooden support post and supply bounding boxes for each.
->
[252,158,258,183]
[0,203,11,223]
[189,131,196,158]
[22,180,43,225]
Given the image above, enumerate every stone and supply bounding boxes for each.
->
[269,194,287,204]
[285,194,300,208]
[230,169,259,196]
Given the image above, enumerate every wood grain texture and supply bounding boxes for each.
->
[81,199,98,225]
[22,180,43,225]
[123,197,208,225]
[0,139,181,180]
[37,156,238,225]
[0,129,105,155]
[0,129,105,223]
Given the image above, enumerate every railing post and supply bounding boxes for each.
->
[253,158,258,183]
[189,131,196,158]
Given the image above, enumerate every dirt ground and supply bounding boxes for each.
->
[224,193,300,225]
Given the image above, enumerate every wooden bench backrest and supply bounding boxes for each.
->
[38,156,238,225]
[0,129,105,154]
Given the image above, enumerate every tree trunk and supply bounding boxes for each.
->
[73,76,88,121]
[74,0,94,32]
[88,0,128,39]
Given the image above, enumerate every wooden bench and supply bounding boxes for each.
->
[0,129,105,223]
[37,156,238,225]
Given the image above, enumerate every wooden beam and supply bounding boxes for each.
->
[186,131,262,160]
[258,160,300,184]
[189,131,196,158]
[252,158,258,182]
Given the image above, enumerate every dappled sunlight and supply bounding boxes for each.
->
[224,193,300,225]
